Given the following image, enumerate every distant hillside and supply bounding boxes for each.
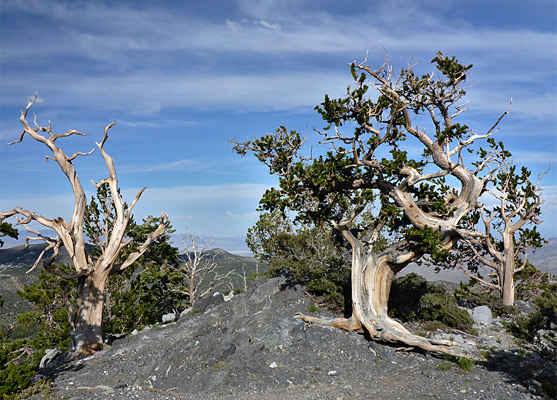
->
[0,244,265,328]
[526,237,557,275]
[0,243,95,268]
[398,237,557,284]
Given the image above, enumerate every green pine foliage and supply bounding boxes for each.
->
[0,222,18,248]
[247,211,351,312]
[84,183,184,333]
[0,338,43,397]
[0,267,75,397]
[103,215,183,334]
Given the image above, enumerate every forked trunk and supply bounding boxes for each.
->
[70,268,110,356]
[297,241,469,357]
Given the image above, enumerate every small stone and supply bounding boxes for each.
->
[460,389,467,393]
[328,370,338,376]
[269,362,277,368]
[162,313,178,324]
[180,307,192,316]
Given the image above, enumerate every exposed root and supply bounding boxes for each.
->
[295,314,364,333]
[70,342,106,358]
[295,313,472,358]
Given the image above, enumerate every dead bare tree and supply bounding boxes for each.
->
[176,230,232,307]
[0,94,169,356]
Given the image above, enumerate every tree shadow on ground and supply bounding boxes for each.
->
[34,352,85,383]
[479,349,556,399]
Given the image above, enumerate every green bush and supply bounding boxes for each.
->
[511,283,557,342]
[456,357,475,371]
[389,273,473,330]
[418,289,473,330]
[0,338,44,397]
[253,223,350,313]
[388,273,430,321]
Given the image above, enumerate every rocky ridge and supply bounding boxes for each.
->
[30,274,554,400]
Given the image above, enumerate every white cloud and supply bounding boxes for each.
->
[1,0,554,120]
[1,0,555,242]
[226,20,244,32]
[256,20,281,30]
[1,70,351,115]
[1,182,272,240]
[122,183,271,235]
[513,150,557,165]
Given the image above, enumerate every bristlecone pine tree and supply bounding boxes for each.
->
[455,139,546,306]
[233,52,511,357]
[0,94,169,356]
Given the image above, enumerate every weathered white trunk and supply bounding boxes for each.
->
[70,268,111,356]
[1,97,169,358]
[500,230,516,306]
[298,238,467,357]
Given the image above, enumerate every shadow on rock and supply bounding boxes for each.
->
[480,349,556,399]
[34,352,85,382]
[277,270,304,291]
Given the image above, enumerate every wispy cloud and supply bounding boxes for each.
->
[1,0,555,246]
[1,182,272,238]
[513,150,556,166]
[1,0,554,119]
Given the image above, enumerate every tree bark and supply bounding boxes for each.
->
[500,231,515,306]
[297,231,468,357]
[71,268,110,356]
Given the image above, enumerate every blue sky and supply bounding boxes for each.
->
[1,0,556,254]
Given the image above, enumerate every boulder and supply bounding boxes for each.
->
[514,300,536,315]
[471,305,493,328]
[162,313,179,324]
[533,329,557,362]
[192,292,225,312]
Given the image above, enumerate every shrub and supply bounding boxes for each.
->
[0,338,44,397]
[388,273,430,321]
[418,288,474,331]
[511,283,557,342]
[389,273,473,330]
[255,225,351,313]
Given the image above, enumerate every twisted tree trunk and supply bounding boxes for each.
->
[297,228,467,357]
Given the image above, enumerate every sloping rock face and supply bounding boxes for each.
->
[32,276,541,400]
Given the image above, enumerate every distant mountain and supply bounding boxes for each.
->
[0,243,95,268]
[401,237,557,284]
[0,244,265,328]
[525,237,557,275]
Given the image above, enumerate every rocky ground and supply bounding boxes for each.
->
[29,275,555,400]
